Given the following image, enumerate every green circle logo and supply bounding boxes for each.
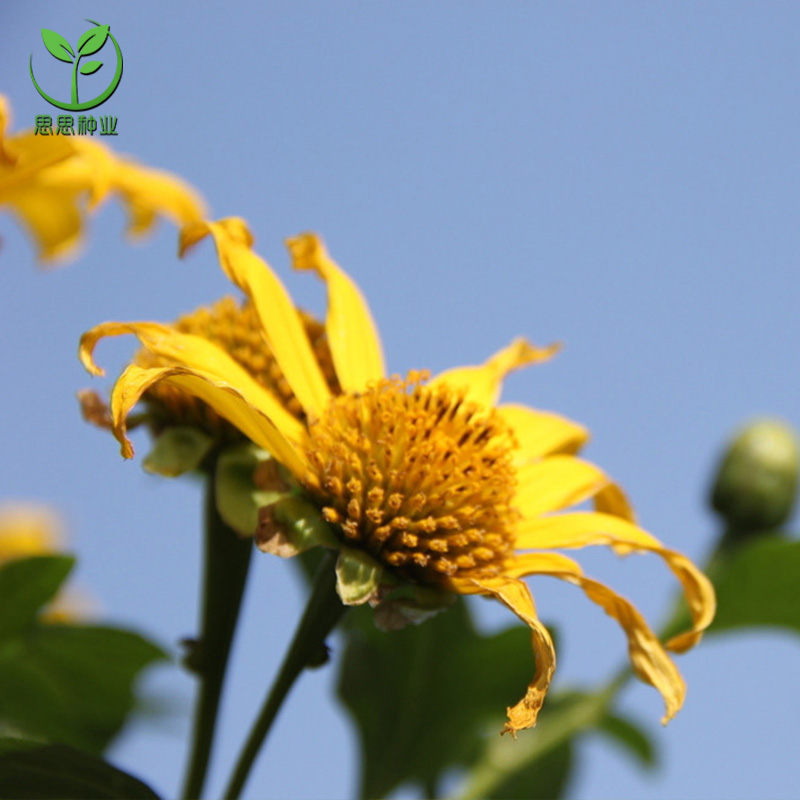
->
[29,19,123,111]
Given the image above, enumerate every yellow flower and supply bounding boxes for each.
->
[0,503,91,622]
[80,217,715,734]
[0,94,206,263]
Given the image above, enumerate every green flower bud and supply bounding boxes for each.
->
[711,418,800,533]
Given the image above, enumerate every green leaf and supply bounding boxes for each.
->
[0,625,166,754]
[0,738,160,799]
[41,29,75,63]
[0,556,74,640]
[709,537,800,634]
[337,597,534,799]
[77,24,109,57]
[80,61,103,75]
[596,711,657,768]
[142,427,213,478]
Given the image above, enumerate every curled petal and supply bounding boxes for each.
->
[180,218,331,417]
[515,512,716,653]
[287,232,385,392]
[453,574,556,735]
[497,403,590,462]
[432,338,560,409]
[509,552,686,724]
[80,321,306,448]
[108,363,309,478]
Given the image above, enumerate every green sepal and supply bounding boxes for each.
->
[372,582,455,630]
[256,496,338,557]
[0,737,161,799]
[142,427,213,478]
[215,445,287,537]
[335,548,383,606]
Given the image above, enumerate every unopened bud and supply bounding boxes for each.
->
[711,418,799,532]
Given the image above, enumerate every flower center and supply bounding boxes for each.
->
[302,373,519,583]
[138,297,339,435]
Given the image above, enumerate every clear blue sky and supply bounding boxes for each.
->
[2,3,799,799]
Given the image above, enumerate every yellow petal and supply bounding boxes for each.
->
[6,185,84,262]
[453,574,556,735]
[111,158,207,235]
[108,363,309,478]
[515,456,614,518]
[432,338,560,409]
[180,219,331,417]
[79,321,305,447]
[509,553,685,723]
[0,503,63,563]
[514,512,716,653]
[286,232,385,392]
[497,403,590,462]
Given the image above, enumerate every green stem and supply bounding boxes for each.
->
[222,551,346,800]
[180,465,253,800]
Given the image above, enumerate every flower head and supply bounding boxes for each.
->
[80,217,715,734]
[0,93,206,263]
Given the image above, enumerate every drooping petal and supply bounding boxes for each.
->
[432,338,560,409]
[514,512,716,653]
[497,403,590,462]
[452,574,556,735]
[108,363,309,478]
[507,552,685,723]
[80,321,306,447]
[180,219,331,418]
[286,232,385,392]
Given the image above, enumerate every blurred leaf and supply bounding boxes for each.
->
[710,537,800,635]
[596,711,656,768]
[80,61,103,75]
[0,556,74,639]
[41,29,74,62]
[337,597,535,800]
[0,738,160,799]
[0,625,166,754]
[77,25,109,57]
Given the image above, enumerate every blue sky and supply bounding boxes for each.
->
[1,3,799,798]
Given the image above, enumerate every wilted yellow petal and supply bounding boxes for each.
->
[517,555,684,723]
[515,512,716,653]
[108,363,309,478]
[80,320,305,447]
[180,219,331,417]
[497,403,590,463]
[287,232,385,393]
[432,338,560,408]
[465,575,556,735]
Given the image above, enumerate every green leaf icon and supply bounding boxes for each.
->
[41,29,75,63]
[80,60,103,75]
[77,24,109,56]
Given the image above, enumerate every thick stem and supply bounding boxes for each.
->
[180,467,253,800]
[222,551,345,800]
